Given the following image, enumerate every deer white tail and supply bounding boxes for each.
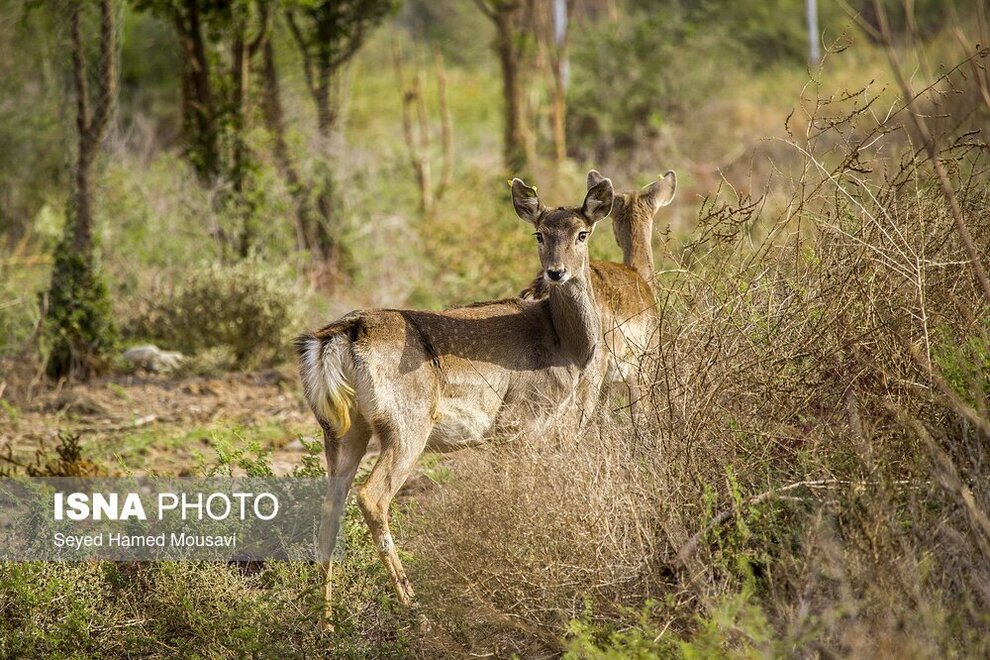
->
[295,333,357,435]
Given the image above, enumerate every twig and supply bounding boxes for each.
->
[0,255,53,267]
[896,412,990,562]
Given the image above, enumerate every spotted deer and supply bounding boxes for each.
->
[521,170,677,419]
[296,175,615,621]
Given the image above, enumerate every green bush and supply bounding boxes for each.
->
[126,259,300,367]
[43,240,119,379]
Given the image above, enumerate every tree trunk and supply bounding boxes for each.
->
[314,51,335,139]
[231,27,253,257]
[550,0,569,164]
[173,3,219,181]
[309,48,341,270]
[313,174,340,270]
[72,145,94,253]
[551,72,566,164]
[47,0,120,379]
[495,5,526,171]
[69,0,117,253]
[261,39,323,252]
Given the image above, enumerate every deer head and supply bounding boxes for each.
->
[586,169,676,283]
[587,169,676,221]
[511,175,615,285]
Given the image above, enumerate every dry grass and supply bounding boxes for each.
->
[408,48,990,657]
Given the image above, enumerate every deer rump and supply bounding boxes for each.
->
[296,298,593,451]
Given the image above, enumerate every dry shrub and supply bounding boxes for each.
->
[411,50,990,656]
[413,418,672,657]
[125,259,300,368]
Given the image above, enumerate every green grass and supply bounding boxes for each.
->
[87,419,306,474]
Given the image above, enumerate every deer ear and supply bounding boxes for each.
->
[510,178,544,225]
[582,177,614,224]
[641,170,676,213]
[586,169,606,190]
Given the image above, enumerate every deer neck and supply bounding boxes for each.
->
[547,265,601,367]
[613,203,656,283]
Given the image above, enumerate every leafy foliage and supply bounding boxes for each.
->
[43,238,119,379]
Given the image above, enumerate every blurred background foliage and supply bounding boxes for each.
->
[1,0,961,354]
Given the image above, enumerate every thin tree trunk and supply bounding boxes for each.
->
[551,71,566,164]
[550,0,570,164]
[311,49,340,269]
[284,5,386,276]
[48,0,120,379]
[70,5,93,253]
[173,3,218,180]
[314,50,335,139]
[494,5,526,171]
[434,48,453,201]
[71,0,117,253]
[313,178,339,269]
[231,26,252,257]
[393,42,432,216]
[230,8,268,258]
[260,38,320,252]
[72,153,93,252]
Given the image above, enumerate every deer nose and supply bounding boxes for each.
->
[546,267,566,282]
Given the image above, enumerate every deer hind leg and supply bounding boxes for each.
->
[357,416,429,606]
[318,415,371,629]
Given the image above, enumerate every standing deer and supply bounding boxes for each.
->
[296,174,614,622]
[521,170,677,419]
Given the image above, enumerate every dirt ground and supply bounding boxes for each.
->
[0,364,441,500]
[0,366,322,475]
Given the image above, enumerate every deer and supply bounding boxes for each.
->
[295,174,615,624]
[521,170,677,420]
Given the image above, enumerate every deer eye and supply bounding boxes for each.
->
[577,231,589,243]
[534,232,544,244]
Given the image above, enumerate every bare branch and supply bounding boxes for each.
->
[247,3,271,58]
[473,0,496,21]
[328,22,368,72]
[88,0,118,142]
